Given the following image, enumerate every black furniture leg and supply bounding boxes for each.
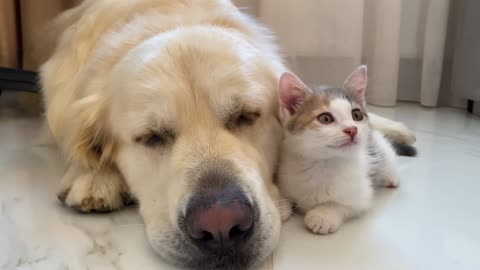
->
[0,67,40,94]
[467,99,474,113]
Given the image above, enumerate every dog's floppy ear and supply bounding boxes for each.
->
[66,94,116,170]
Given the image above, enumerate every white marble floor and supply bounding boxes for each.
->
[1,103,479,270]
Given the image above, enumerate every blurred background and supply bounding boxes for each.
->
[1,0,479,112]
[234,0,477,110]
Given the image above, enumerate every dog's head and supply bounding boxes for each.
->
[69,26,284,269]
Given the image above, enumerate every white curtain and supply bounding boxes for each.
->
[234,0,462,108]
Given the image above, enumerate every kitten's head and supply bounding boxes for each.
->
[278,66,369,158]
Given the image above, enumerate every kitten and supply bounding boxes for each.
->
[277,66,400,234]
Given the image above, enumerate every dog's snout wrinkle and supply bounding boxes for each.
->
[190,159,237,189]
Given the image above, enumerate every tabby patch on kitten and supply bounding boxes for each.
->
[277,66,402,234]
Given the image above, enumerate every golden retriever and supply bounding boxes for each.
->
[36,0,415,268]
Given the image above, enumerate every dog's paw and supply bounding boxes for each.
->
[267,183,292,222]
[278,199,293,222]
[57,166,132,212]
[385,122,416,146]
[304,207,343,234]
[369,113,416,145]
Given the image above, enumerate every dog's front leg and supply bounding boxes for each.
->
[368,113,416,145]
[57,163,133,212]
[268,182,292,222]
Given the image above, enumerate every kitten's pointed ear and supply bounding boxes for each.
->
[278,72,311,115]
[344,65,367,98]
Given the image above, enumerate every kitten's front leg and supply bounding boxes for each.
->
[304,203,357,234]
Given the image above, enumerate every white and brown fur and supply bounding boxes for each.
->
[277,66,405,235]
[34,0,416,267]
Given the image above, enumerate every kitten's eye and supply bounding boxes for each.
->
[352,109,364,121]
[317,113,334,124]
[227,111,261,129]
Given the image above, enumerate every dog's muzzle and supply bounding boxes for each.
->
[185,182,255,252]
[178,161,261,269]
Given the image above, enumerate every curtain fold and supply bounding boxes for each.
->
[234,0,457,108]
[0,0,81,112]
[0,0,20,68]
[0,0,463,109]
[20,0,81,69]
[420,0,450,107]
[363,0,402,106]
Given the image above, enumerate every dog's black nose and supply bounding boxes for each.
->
[185,184,254,251]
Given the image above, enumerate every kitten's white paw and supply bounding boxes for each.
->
[304,208,343,234]
[385,175,400,188]
[377,169,400,189]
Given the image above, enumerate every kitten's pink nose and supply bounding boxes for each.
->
[343,126,357,139]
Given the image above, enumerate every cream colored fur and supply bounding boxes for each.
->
[37,0,415,266]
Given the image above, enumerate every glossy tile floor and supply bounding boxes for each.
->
[1,103,479,270]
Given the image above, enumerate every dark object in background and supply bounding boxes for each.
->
[0,67,39,95]
[451,0,480,115]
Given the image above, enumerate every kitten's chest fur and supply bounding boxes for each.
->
[278,143,373,212]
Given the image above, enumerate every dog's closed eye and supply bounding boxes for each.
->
[135,128,175,147]
[226,109,261,130]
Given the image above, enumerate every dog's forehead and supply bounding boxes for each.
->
[126,57,267,107]
[109,30,276,136]
[111,71,269,136]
